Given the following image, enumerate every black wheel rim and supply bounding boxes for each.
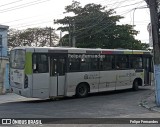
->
[78,86,86,96]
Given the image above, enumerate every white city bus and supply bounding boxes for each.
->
[10,47,153,98]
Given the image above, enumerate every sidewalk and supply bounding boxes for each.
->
[140,86,160,113]
[0,93,39,104]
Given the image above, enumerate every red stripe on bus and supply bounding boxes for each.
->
[101,51,113,54]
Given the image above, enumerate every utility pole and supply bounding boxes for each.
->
[49,27,52,47]
[132,8,137,52]
[60,31,62,46]
[145,0,160,106]
[68,20,72,47]
[72,20,76,47]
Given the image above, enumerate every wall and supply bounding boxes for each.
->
[0,25,9,57]
[0,58,8,94]
[0,25,9,94]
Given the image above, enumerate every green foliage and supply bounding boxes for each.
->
[55,1,149,50]
[8,27,59,48]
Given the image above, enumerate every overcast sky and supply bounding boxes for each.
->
[0,0,150,44]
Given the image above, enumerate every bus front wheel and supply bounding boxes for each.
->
[76,83,89,98]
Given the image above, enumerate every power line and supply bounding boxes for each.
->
[75,8,149,40]
[0,12,65,25]
[0,0,24,7]
[0,15,46,24]
[114,1,144,10]
[10,20,53,29]
[100,0,138,7]
[56,0,148,41]
[58,1,146,32]
[2,1,145,23]
[3,0,148,36]
[0,0,51,13]
[118,5,148,16]
[112,0,130,9]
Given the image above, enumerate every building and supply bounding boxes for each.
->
[0,25,9,94]
[0,25,9,57]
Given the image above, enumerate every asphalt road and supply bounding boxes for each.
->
[0,86,160,126]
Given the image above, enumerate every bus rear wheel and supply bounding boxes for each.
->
[132,79,139,91]
[76,83,89,98]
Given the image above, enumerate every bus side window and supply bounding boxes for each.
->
[116,55,129,69]
[33,54,48,73]
[80,57,98,71]
[101,55,114,70]
[130,56,142,69]
[69,58,81,72]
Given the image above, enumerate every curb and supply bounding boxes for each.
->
[140,99,160,113]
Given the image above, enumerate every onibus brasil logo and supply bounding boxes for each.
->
[2,119,42,125]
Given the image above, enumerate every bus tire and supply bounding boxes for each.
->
[132,79,139,91]
[76,83,89,98]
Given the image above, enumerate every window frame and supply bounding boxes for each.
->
[32,53,49,73]
[129,55,143,69]
[100,54,115,71]
[115,54,130,70]
[68,53,100,72]
[49,53,67,76]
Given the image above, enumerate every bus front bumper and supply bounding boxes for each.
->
[11,86,32,98]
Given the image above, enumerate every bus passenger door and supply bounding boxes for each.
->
[49,56,66,97]
[32,54,50,98]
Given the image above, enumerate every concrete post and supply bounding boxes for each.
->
[145,0,160,106]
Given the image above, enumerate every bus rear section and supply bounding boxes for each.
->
[10,48,66,99]
[10,48,33,97]
[10,48,51,98]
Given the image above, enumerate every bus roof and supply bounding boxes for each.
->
[12,46,151,55]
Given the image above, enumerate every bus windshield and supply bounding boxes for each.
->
[10,49,25,69]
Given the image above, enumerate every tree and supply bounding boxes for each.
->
[55,1,148,50]
[8,27,59,49]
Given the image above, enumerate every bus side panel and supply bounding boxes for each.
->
[25,51,33,97]
[65,72,99,96]
[32,73,50,98]
[49,76,65,97]
[99,71,116,91]
[50,77,57,97]
[115,70,132,90]
[130,69,144,86]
